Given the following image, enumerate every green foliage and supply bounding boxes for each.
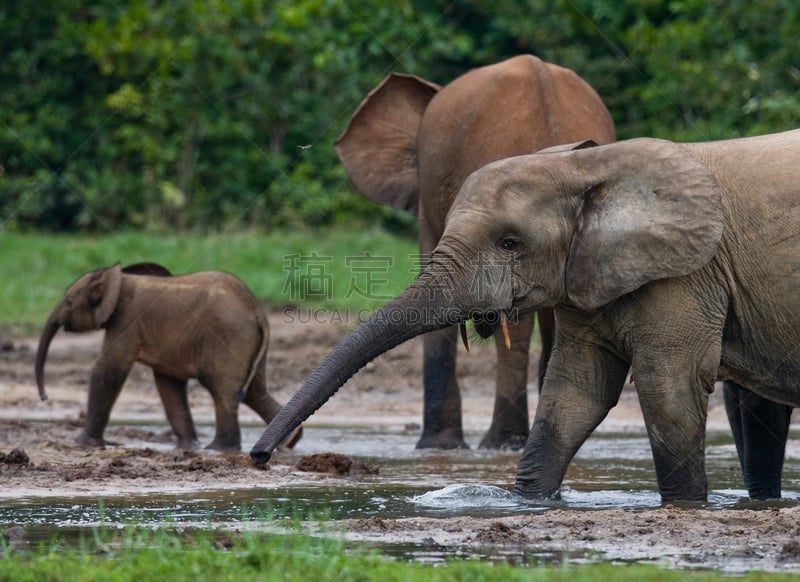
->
[1,525,796,582]
[0,229,418,328]
[1,1,798,232]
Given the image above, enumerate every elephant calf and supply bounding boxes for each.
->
[35,262,300,452]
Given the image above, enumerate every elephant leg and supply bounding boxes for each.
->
[479,311,535,450]
[636,373,711,502]
[153,371,198,450]
[536,307,556,392]
[626,280,725,502]
[418,327,467,449]
[514,331,629,499]
[203,378,242,452]
[724,382,746,466]
[77,351,134,447]
[723,381,791,500]
[633,332,722,501]
[242,365,302,449]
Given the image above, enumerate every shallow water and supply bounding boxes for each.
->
[2,425,800,563]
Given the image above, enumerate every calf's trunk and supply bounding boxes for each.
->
[34,310,62,401]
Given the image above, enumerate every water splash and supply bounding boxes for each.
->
[410,484,523,509]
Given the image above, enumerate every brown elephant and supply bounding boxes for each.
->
[251,129,800,502]
[335,54,615,450]
[35,263,300,452]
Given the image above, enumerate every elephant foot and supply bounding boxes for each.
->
[205,440,241,452]
[478,430,528,451]
[75,432,106,448]
[415,429,469,450]
[175,438,200,450]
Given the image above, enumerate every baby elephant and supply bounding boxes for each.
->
[35,262,300,452]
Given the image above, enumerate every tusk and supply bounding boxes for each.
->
[500,312,511,350]
[460,323,470,352]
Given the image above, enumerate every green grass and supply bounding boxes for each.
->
[0,228,418,330]
[0,526,793,582]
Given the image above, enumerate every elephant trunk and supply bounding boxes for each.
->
[250,277,461,464]
[34,308,62,401]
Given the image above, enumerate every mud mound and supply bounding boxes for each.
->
[296,452,379,475]
[0,448,30,465]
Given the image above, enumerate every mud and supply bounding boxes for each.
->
[1,307,800,573]
[296,452,380,475]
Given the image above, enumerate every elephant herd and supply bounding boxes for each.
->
[37,55,798,504]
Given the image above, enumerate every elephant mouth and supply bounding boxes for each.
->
[464,309,516,349]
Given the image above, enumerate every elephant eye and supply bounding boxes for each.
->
[499,237,521,252]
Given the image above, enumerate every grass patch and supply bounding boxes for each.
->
[0,228,418,330]
[0,526,793,582]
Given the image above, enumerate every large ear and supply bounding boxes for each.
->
[335,72,440,215]
[565,138,723,309]
[87,263,123,327]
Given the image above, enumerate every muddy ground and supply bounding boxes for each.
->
[2,307,800,573]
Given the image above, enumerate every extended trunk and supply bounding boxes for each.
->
[34,310,62,401]
[250,281,460,463]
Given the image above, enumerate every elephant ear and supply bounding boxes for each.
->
[122,262,172,277]
[565,138,724,309]
[335,72,440,215]
[87,263,123,327]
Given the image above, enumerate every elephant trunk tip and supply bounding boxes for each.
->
[35,363,50,401]
[249,449,272,465]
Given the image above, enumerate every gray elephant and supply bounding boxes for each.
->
[251,129,800,502]
[36,263,301,452]
[336,54,615,450]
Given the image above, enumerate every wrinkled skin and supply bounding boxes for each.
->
[252,130,800,502]
[35,263,301,452]
[336,54,615,450]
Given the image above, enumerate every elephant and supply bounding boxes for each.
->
[335,54,615,450]
[723,382,792,499]
[35,263,301,452]
[251,129,800,502]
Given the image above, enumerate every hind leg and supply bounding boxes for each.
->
[153,371,198,450]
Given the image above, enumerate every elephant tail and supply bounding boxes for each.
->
[238,315,269,402]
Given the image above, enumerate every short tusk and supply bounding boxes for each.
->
[500,312,511,350]
[460,323,470,352]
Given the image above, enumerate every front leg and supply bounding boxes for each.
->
[626,279,727,502]
[634,349,718,501]
[514,316,629,499]
[153,371,198,450]
[78,348,135,447]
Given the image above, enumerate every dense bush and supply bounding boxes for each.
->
[1,1,798,232]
